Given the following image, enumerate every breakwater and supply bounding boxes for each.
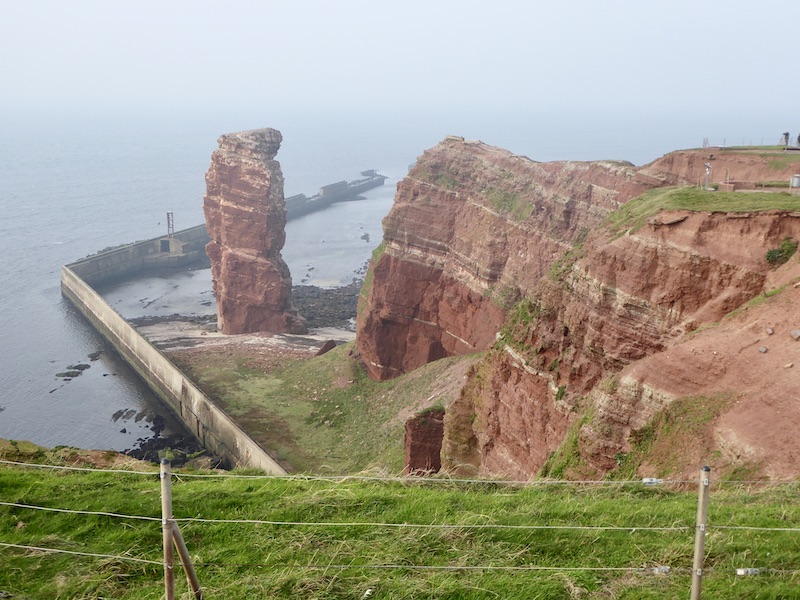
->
[68,224,210,286]
[286,170,387,219]
[61,226,286,473]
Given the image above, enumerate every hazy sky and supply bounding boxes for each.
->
[3,0,798,119]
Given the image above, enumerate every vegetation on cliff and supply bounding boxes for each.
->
[765,237,798,266]
[169,342,476,474]
[444,180,800,482]
[5,455,800,598]
[356,241,386,317]
[605,186,800,238]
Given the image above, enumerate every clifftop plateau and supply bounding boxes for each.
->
[356,137,800,480]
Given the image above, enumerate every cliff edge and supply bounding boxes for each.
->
[357,138,800,480]
[356,137,660,380]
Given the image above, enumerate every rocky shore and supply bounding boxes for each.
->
[123,414,210,467]
[291,280,360,330]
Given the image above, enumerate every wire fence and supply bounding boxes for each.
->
[3,459,800,598]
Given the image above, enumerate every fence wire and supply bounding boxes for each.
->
[4,458,800,588]
[0,541,162,565]
[0,458,694,485]
[0,499,693,531]
[6,539,800,579]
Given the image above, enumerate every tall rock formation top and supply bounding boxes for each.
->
[203,128,306,335]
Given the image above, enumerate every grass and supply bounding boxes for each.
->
[172,344,476,474]
[357,241,386,316]
[496,298,542,352]
[539,409,593,480]
[409,164,462,193]
[716,145,783,151]
[767,155,800,171]
[765,238,798,266]
[605,186,800,238]
[411,161,539,222]
[609,394,735,481]
[756,180,791,188]
[483,187,533,221]
[3,459,800,598]
[716,145,800,165]
[547,243,587,283]
[483,283,521,309]
[722,283,790,322]
[436,174,460,190]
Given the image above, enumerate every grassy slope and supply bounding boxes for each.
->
[3,459,800,598]
[173,187,800,478]
[160,186,800,479]
[605,186,800,238]
[7,183,800,597]
[172,344,478,474]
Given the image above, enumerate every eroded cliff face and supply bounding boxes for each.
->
[358,135,800,480]
[443,210,800,479]
[577,246,800,481]
[356,137,660,380]
[203,128,306,335]
[404,409,445,475]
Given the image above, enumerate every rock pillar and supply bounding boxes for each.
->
[203,128,306,334]
[404,409,445,475]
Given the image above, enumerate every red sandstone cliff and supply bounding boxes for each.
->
[356,137,660,380]
[358,138,800,480]
[203,129,306,335]
[442,210,800,480]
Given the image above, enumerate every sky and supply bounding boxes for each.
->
[2,0,799,120]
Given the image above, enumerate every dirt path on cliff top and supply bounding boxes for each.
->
[627,264,800,479]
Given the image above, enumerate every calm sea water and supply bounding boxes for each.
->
[0,107,787,451]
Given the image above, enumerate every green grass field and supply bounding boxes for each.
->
[605,186,800,238]
[172,344,477,474]
[2,459,800,598]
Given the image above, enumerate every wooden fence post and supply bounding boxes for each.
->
[690,466,711,600]
[173,522,203,599]
[160,459,175,600]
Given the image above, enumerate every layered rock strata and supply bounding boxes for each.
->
[203,128,306,334]
[640,148,800,187]
[358,136,800,480]
[443,210,800,479]
[356,137,660,380]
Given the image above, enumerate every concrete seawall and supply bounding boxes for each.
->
[61,227,286,473]
[68,224,210,286]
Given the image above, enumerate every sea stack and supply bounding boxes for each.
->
[203,128,306,334]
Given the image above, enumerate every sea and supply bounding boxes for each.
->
[0,106,790,452]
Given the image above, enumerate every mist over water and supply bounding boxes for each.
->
[0,107,787,450]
